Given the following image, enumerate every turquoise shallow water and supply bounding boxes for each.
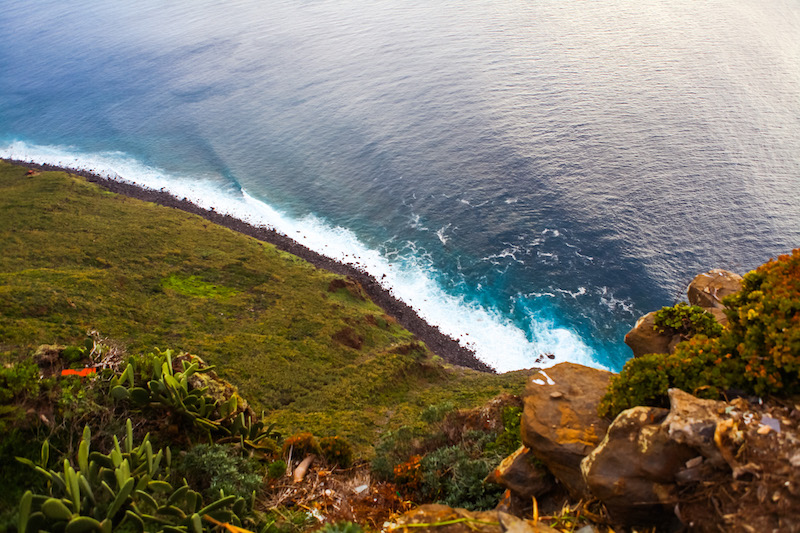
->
[2,0,799,371]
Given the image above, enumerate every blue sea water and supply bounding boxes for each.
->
[2,0,799,372]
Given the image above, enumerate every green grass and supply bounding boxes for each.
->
[0,161,528,453]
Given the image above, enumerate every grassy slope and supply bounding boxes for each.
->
[0,161,528,452]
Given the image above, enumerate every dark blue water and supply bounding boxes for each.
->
[2,0,799,371]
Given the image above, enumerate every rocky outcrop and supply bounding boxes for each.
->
[581,406,696,526]
[623,311,682,358]
[391,504,560,533]
[687,269,742,325]
[624,269,743,358]
[521,363,612,498]
[485,446,554,500]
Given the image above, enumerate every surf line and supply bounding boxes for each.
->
[2,157,496,373]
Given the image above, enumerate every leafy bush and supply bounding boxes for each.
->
[600,249,800,418]
[318,521,364,533]
[268,459,288,480]
[724,249,800,395]
[420,401,455,423]
[653,303,722,338]
[373,398,520,510]
[282,432,321,458]
[319,436,354,468]
[179,443,262,501]
[417,437,504,510]
[0,360,41,404]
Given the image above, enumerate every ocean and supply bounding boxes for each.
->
[2,0,799,372]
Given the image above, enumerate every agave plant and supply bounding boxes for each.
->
[109,349,224,434]
[16,419,252,533]
[109,349,280,452]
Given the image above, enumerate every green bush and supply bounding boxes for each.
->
[372,400,520,510]
[0,360,40,404]
[318,522,364,533]
[268,459,287,480]
[418,442,503,510]
[653,303,722,338]
[179,443,262,501]
[601,249,800,418]
[724,249,800,395]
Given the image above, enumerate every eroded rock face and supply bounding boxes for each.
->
[687,269,742,326]
[581,406,696,526]
[391,504,560,533]
[663,388,726,467]
[521,363,612,498]
[623,311,682,358]
[485,446,555,500]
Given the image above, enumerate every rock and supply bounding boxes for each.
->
[663,388,727,467]
[581,406,695,526]
[686,269,742,325]
[485,446,555,499]
[391,504,559,533]
[521,363,612,498]
[443,393,522,442]
[624,311,681,358]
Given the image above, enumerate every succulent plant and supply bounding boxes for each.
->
[16,419,251,533]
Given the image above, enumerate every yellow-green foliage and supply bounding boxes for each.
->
[0,161,527,454]
[600,249,800,418]
[282,432,321,458]
[653,302,722,338]
[319,436,354,468]
[724,249,800,394]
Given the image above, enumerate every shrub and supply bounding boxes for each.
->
[318,522,364,533]
[374,401,517,510]
[0,360,41,404]
[600,249,800,418]
[282,432,321,458]
[420,401,455,423]
[653,303,722,338]
[319,436,353,468]
[724,249,800,395]
[179,443,262,501]
[418,444,503,510]
[268,459,287,480]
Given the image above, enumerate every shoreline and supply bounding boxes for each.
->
[3,157,495,373]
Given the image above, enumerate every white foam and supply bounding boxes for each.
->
[435,224,451,245]
[1,140,605,372]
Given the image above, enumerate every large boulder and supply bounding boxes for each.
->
[485,446,555,500]
[624,311,682,358]
[391,504,559,533]
[662,388,727,468]
[521,363,612,498]
[581,406,696,526]
[686,269,742,325]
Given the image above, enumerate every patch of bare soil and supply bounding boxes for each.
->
[678,397,800,533]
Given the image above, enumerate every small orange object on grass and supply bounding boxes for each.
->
[61,368,97,377]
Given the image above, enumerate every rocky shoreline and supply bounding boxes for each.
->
[3,158,494,373]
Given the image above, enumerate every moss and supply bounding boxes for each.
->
[161,273,241,299]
